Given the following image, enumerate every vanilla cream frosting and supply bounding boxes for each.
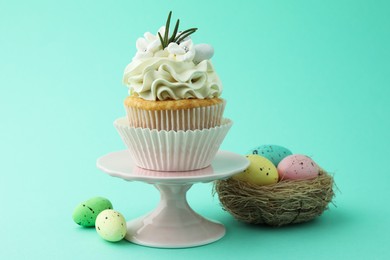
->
[123,57,222,101]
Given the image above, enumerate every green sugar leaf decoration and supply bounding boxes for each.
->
[158,11,198,49]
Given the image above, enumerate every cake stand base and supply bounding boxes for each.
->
[97,150,249,248]
[126,184,224,248]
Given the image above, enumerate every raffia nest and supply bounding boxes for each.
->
[214,170,335,227]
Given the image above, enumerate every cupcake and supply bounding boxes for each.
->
[122,11,225,131]
[116,12,231,171]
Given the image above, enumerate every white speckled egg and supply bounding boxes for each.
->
[95,209,127,242]
[277,154,320,180]
[193,44,214,63]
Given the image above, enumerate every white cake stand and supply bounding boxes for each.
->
[96,150,249,248]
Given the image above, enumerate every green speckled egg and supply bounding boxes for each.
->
[72,197,113,227]
[96,209,127,242]
[247,145,292,166]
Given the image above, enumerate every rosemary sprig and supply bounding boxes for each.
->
[168,19,180,43]
[157,32,165,48]
[163,11,171,47]
[158,11,198,49]
[175,28,198,43]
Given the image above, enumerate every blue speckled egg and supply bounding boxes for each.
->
[247,145,292,166]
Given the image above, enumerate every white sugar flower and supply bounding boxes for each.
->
[133,38,153,59]
[167,39,195,62]
[133,27,166,60]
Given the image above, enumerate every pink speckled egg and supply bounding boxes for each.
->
[277,154,320,180]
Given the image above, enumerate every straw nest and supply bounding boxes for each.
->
[214,169,335,227]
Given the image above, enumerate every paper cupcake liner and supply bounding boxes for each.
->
[114,117,233,171]
[125,100,226,131]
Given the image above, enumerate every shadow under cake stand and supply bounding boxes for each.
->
[96,150,249,248]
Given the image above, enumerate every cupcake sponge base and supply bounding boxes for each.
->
[124,96,226,131]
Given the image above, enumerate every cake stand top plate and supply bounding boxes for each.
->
[97,150,249,184]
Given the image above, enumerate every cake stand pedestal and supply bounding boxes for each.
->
[96,150,249,248]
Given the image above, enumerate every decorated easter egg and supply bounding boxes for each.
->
[248,145,292,166]
[72,197,113,227]
[193,44,214,63]
[233,155,278,185]
[95,209,127,242]
[277,154,320,180]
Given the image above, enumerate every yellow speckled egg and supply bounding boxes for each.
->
[233,155,279,185]
[95,209,127,242]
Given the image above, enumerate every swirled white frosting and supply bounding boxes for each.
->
[123,57,222,101]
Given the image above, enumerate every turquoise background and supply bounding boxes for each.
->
[1,0,389,259]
